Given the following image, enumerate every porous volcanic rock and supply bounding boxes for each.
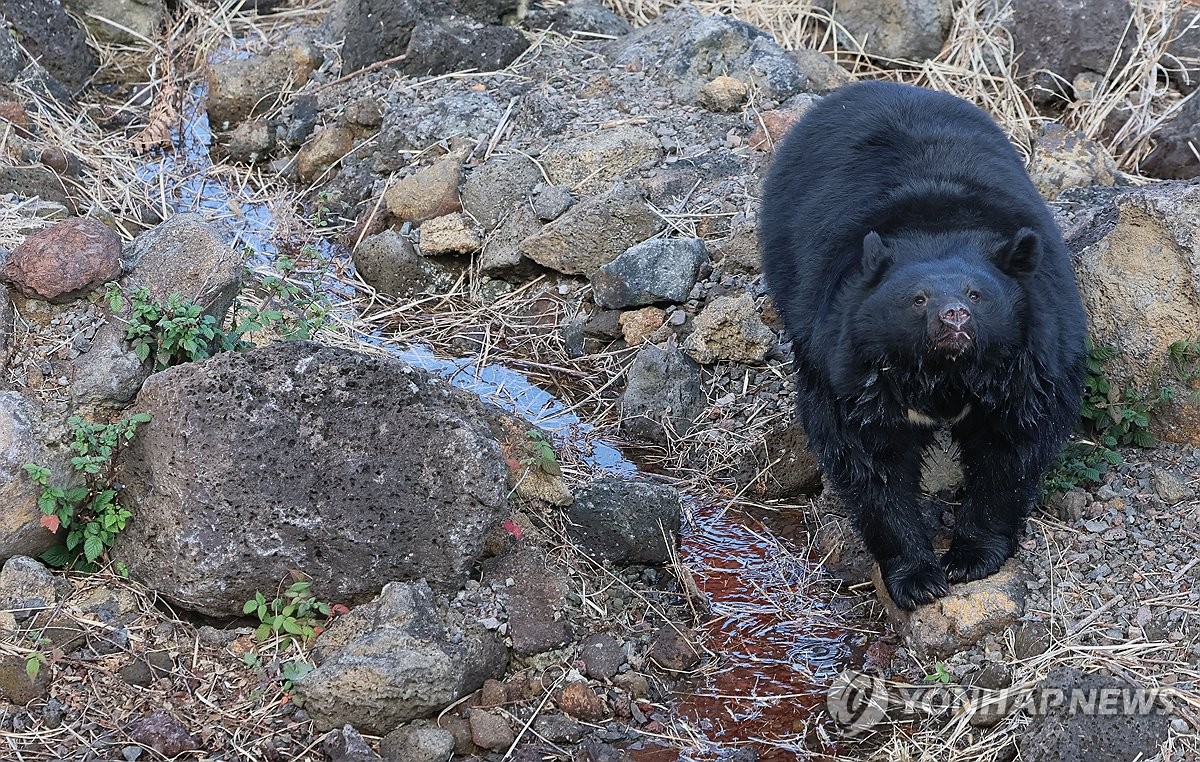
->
[113,341,510,616]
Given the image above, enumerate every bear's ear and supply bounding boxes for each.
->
[862,231,891,278]
[995,227,1041,276]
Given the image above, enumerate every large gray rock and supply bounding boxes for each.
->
[565,478,681,565]
[619,342,702,443]
[0,0,98,89]
[293,581,508,734]
[400,17,529,77]
[833,0,953,61]
[352,229,454,298]
[205,40,321,129]
[374,91,504,171]
[541,126,662,194]
[0,393,71,562]
[340,0,523,74]
[461,153,543,232]
[607,5,808,103]
[519,182,665,275]
[1017,668,1170,762]
[1067,181,1200,445]
[1141,94,1200,181]
[591,238,707,309]
[113,341,511,616]
[122,213,243,320]
[1005,0,1135,88]
[63,0,164,45]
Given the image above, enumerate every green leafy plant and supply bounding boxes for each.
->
[1044,340,1169,493]
[243,581,332,644]
[106,283,221,370]
[924,662,952,684]
[24,412,151,569]
[520,429,562,476]
[25,649,47,682]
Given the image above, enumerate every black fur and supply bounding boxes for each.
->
[759,82,1087,610]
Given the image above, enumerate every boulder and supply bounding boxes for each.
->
[485,546,571,655]
[733,423,822,499]
[1,218,122,304]
[296,126,355,183]
[1005,0,1135,92]
[374,91,504,171]
[293,580,507,734]
[832,0,953,61]
[205,40,322,128]
[519,182,665,275]
[113,341,510,616]
[607,5,808,104]
[590,238,707,309]
[565,478,681,565]
[379,723,455,762]
[1067,181,1200,442]
[872,559,1028,659]
[682,294,775,364]
[619,342,702,443]
[0,0,98,89]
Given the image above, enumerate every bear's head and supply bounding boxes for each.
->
[847,228,1038,366]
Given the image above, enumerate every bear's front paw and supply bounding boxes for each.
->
[941,537,1012,584]
[882,558,950,610]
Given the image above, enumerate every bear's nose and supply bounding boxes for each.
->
[940,303,971,329]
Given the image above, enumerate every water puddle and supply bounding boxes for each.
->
[135,66,856,760]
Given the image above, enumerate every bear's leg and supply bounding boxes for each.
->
[818,423,950,609]
[942,425,1038,583]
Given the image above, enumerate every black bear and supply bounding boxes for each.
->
[759,81,1087,610]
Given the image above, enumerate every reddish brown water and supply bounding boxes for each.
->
[630,501,851,761]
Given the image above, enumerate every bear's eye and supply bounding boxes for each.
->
[967,290,982,302]
[913,294,927,307]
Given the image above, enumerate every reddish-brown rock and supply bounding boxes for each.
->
[556,681,609,722]
[2,218,122,304]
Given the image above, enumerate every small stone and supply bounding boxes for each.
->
[647,626,701,672]
[352,229,452,299]
[383,152,464,223]
[478,678,507,707]
[533,712,587,743]
[121,747,143,762]
[532,186,574,221]
[580,633,626,680]
[556,681,609,722]
[618,307,666,345]
[619,342,702,443]
[566,478,682,565]
[612,671,649,699]
[541,126,663,193]
[296,126,355,183]
[697,75,749,112]
[324,724,382,762]
[682,294,775,364]
[224,119,275,163]
[1029,123,1119,200]
[128,711,200,757]
[468,709,514,751]
[419,212,483,256]
[1150,467,1194,505]
[379,722,455,762]
[2,217,122,303]
[0,653,52,704]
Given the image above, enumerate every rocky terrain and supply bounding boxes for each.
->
[0,1,1199,761]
